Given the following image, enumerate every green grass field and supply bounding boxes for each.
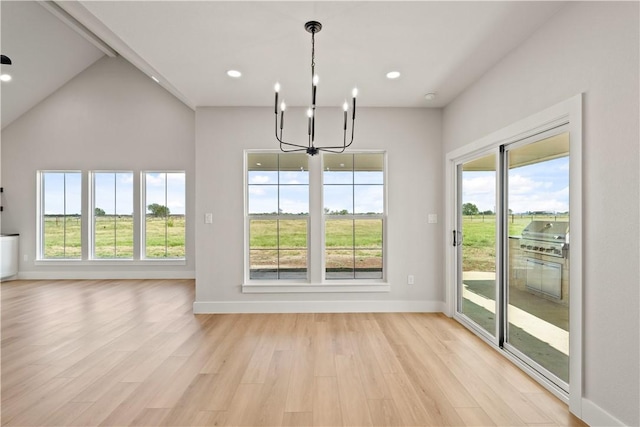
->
[462,214,569,271]
[249,218,383,270]
[43,213,565,270]
[43,216,185,259]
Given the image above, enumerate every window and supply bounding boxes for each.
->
[324,153,384,279]
[247,153,309,279]
[143,172,186,258]
[39,171,82,259]
[244,151,385,284]
[91,172,134,259]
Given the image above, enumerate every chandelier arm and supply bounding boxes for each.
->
[311,119,356,151]
[280,145,308,153]
[279,139,310,150]
[275,118,310,150]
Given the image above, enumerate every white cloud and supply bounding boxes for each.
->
[509,186,569,213]
[279,198,309,214]
[462,170,569,213]
[250,175,272,184]
[462,174,496,212]
[118,173,134,184]
[249,187,266,196]
[354,186,383,213]
[145,174,165,187]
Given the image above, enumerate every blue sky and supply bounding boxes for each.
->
[43,172,186,215]
[463,156,569,213]
[248,170,384,215]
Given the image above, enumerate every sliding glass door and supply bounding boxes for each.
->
[504,132,570,390]
[456,153,498,339]
[453,129,571,392]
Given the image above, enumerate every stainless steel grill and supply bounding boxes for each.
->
[520,221,569,258]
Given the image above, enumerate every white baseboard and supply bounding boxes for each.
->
[193,299,445,314]
[16,270,196,280]
[582,398,625,426]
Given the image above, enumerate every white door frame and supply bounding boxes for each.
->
[444,94,583,415]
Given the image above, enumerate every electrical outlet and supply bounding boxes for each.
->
[408,275,414,285]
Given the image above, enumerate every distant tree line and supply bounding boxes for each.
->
[462,203,493,216]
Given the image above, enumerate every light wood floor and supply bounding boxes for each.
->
[1,279,586,427]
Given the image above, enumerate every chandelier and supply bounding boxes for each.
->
[274,21,357,156]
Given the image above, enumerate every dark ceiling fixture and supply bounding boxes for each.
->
[274,21,357,156]
[1,55,12,65]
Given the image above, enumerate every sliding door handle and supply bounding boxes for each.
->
[453,230,463,246]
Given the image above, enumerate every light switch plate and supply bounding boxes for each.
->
[428,214,437,224]
[205,213,213,224]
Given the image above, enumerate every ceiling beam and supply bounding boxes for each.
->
[37,1,117,58]
[50,0,195,111]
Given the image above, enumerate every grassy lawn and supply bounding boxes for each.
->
[43,213,565,270]
[43,215,185,258]
[462,214,568,271]
[249,218,383,270]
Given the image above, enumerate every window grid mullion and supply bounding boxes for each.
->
[277,155,280,279]
[352,156,356,279]
[63,173,67,258]
[113,173,117,258]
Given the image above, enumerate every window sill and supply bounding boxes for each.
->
[242,281,390,293]
[34,259,187,267]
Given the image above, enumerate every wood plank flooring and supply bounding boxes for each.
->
[1,279,586,426]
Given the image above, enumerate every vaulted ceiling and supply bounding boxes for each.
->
[1,1,566,129]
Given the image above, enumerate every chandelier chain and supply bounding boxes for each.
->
[311,30,315,74]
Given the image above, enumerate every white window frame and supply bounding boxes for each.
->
[242,150,389,294]
[35,170,187,265]
[322,152,387,282]
[36,170,83,261]
[140,170,187,260]
[244,152,310,282]
[89,171,134,260]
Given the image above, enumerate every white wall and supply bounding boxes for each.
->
[443,2,639,425]
[0,56,196,278]
[195,107,443,311]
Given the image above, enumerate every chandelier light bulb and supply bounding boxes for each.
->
[306,108,313,118]
[313,74,319,86]
[274,82,280,92]
[343,101,349,111]
[280,101,286,111]
[352,88,358,98]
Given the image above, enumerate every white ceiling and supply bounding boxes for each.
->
[1,1,567,127]
[0,1,104,129]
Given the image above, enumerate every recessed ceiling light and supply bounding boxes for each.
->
[386,71,401,79]
[0,74,12,82]
[227,70,242,78]
[424,92,436,101]
[151,75,160,83]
